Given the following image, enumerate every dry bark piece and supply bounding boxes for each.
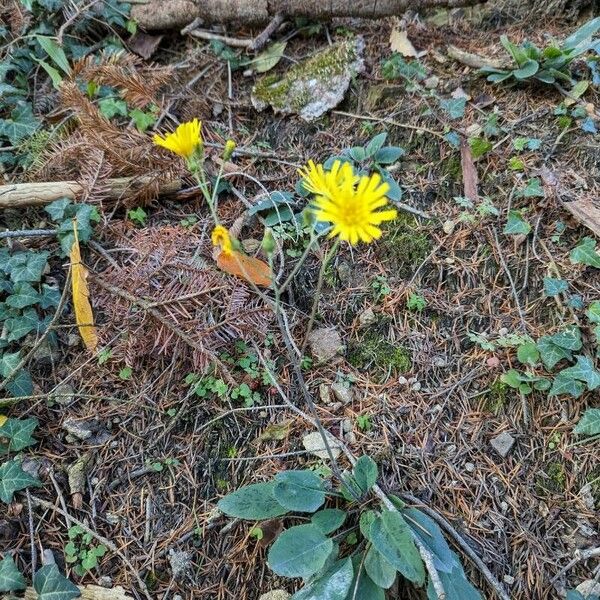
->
[561,199,600,238]
[22,585,132,600]
[447,44,508,70]
[132,0,489,31]
[460,139,479,202]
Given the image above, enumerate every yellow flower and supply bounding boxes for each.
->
[302,160,397,245]
[0,415,6,428]
[211,225,233,256]
[223,139,236,161]
[153,118,202,159]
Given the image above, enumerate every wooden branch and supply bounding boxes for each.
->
[0,177,181,209]
[22,585,132,600]
[133,0,488,31]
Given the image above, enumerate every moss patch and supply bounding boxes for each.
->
[348,330,411,381]
[379,213,430,278]
[483,378,508,414]
[536,461,566,496]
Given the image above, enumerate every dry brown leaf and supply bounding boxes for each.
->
[216,250,272,288]
[389,29,418,57]
[0,415,7,428]
[460,140,479,202]
[70,219,98,351]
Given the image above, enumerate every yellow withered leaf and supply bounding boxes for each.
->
[70,219,98,351]
[216,249,272,288]
[0,415,7,428]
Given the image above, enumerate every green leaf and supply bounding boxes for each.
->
[352,455,378,494]
[33,564,81,600]
[254,41,287,73]
[268,524,334,578]
[537,336,573,369]
[563,17,600,50]
[513,59,539,79]
[0,460,41,503]
[587,301,600,323]
[521,178,544,197]
[5,308,44,342]
[9,251,49,283]
[35,36,71,74]
[549,372,586,398]
[439,98,466,120]
[40,284,60,309]
[370,511,425,585]
[574,408,600,436]
[217,482,288,520]
[0,417,38,452]
[6,369,33,398]
[547,326,582,351]
[311,509,347,534]
[364,546,396,589]
[500,35,529,66]
[349,555,385,600]
[558,355,600,390]
[99,97,128,119]
[273,470,326,512]
[365,133,387,158]
[374,146,405,164]
[348,147,366,162]
[468,137,492,158]
[129,108,156,132]
[570,237,600,268]
[504,210,531,235]
[404,508,457,574]
[6,282,41,308]
[427,565,483,600]
[359,510,377,539]
[486,71,513,83]
[33,58,63,89]
[517,342,540,366]
[543,277,568,297]
[0,101,40,144]
[292,557,354,600]
[0,555,27,592]
[45,198,72,221]
[500,369,522,388]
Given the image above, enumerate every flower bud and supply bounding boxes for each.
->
[261,228,276,256]
[223,139,236,161]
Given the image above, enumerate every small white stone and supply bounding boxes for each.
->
[503,575,515,585]
[332,382,354,405]
[341,418,353,433]
[465,462,475,473]
[302,431,341,460]
[358,307,376,328]
[424,75,439,89]
[411,382,422,392]
[498,327,509,336]
[398,376,409,385]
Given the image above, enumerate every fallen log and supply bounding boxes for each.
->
[0,177,181,209]
[132,0,488,31]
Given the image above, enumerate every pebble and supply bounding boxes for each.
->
[424,75,439,89]
[503,575,515,585]
[498,327,509,336]
[411,381,422,392]
[358,307,376,328]
[398,376,409,385]
[465,462,475,473]
[98,576,113,588]
[319,384,331,404]
[331,382,354,405]
[51,383,75,405]
[302,431,341,460]
[344,432,357,444]
[307,327,344,363]
[258,592,291,600]
[490,431,515,458]
[341,418,353,433]
[442,220,455,235]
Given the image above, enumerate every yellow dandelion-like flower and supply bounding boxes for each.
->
[153,118,202,159]
[303,160,397,245]
[297,159,357,199]
[211,225,233,256]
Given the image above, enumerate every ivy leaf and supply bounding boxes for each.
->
[543,277,568,297]
[574,408,600,436]
[548,372,586,398]
[267,524,334,578]
[439,98,466,120]
[39,285,61,310]
[0,101,40,144]
[520,177,544,197]
[291,557,354,600]
[273,470,326,512]
[0,555,27,592]
[587,301,600,323]
[504,210,531,235]
[0,417,38,453]
[217,482,288,520]
[570,237,600,268]
[45,198,73,221]
[0,460,41,503]
[5,282,41,309]
[5,308,44,342]
[517,342,540,366]
[370,511,425,585]
[33,564,81,600]
[536,337,573,370]
[468,137,492,158]
[547,326,582,351]
[352,455,378,494]
[311,509,346,534]
[5,369,33,398]
[558,355,600,390]
[364,546,396,589]
[9,251,49,283]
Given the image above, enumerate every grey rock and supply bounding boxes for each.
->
[341,418,353,433]
[503,575,515,585]
[411,381,422,392]
[490,431,515,458]
[169,549,191,579]
[465,462,475,473]
[358,307,376,328]
[51,383,75,405]
[302,431,341,460]
[398,376,409,385]
[308,327,344,363]
[98,576,113,589]
[424,75,440,89]
[259,592,291,600]
[252,38,365,121]
[241,238,261,253]
[319,383,331,404]
[62,418,93,440]
[331,382,354,405]
[344,431,357,444]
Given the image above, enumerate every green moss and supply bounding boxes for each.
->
[348,331,411,380]
[536,461,566,495]
[252,38,359,109]
[483,378,508,414]
[379,213,430,278]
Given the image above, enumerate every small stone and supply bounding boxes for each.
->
[465,462,475,473]
[431,404,442,414]
[431,356,448,367]
[302,431,341,460]
[358,307,376,328]
[442,220,455,235]
[319,384,331,404]
[51,383,75,405]
[398,376,409,385]
[259,592,291,600]
[259,410,267,418]
[62,418,93,440]
[331,382,354,405]
[580,483,595,510]
[490,431,515,458]
[503,575,515,585]
[33,340,60,366]
[67,334,81,347]
[465,123,483,137]
[424,75,439,89]
[212,102,224,117]
[330,402,343,411]
[486,356,500,368]
[341,418,353,433]
[500,501,508,514]
[576,580,600,597]
[168,549,191,579]
[446,444,457,454]
[98,576,113,588]
[307,327,344,363]
[241,238,261,253]
[498,327,509,336]
[344,432,357,444]
[411,382,422,392]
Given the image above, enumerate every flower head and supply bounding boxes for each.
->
[223,139,236,161]
[211,225,233,256]
[153,118,202,159]
[300,160,397,245]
